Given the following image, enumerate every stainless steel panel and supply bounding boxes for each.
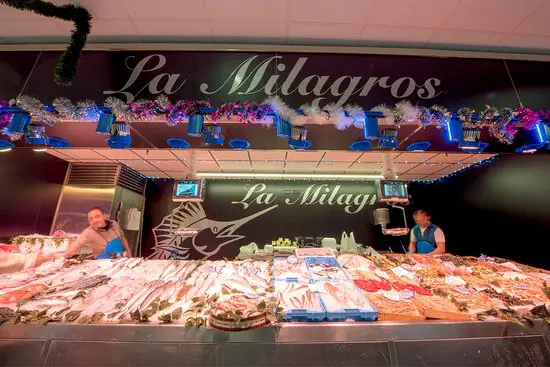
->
[222,342,391,366]
[51,186,115,234]
[44,340,220,367]
[394,336,550,367]
[0,321,548,344]
[0,339,45,366]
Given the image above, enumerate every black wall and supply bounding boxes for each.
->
[0,150,68,242]
[142,180,378,259]
[406,154,550,269]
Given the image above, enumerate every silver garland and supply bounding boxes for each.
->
[16,95,58,126]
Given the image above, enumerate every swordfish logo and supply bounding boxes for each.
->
[148,202,277,260]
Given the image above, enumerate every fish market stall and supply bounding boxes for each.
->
[0,253,549,366]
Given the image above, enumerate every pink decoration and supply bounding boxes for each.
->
[515,107,540,130]
[0,100,12,130]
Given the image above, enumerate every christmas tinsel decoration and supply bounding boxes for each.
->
[0,0,92,86]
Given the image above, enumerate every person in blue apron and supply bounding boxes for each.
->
[408,209,446,254]
[65,207,133,259]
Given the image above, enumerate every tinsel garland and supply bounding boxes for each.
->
[0,0,92,86]
[3,94,549,146]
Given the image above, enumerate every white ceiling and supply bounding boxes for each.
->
[0,0,550,53]
[46,148,496,181]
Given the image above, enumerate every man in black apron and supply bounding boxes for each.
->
[408,209,446,254]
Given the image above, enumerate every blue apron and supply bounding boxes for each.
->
[413,224,438,254]
[96,237,124,259]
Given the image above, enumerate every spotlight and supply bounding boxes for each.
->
[96,107,115,135]
[363,111,383,140]
[166,138,190,149]
[275,116,291,138]
[187,114,205,137]
[378,127,398,149]
[288,126,310,150]
[203,124,224,145]
[8,112,31,133]
[108,122,131,149]
[25,123,49,145]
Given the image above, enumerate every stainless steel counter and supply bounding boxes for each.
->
[0,320,549,366]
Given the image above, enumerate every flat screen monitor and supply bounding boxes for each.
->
[379,180,408,203]
[172,179,205,202]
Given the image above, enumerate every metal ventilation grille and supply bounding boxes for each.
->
[118,164,146,194]
[66,164,119,186]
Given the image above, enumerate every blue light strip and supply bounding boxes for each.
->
[535,123,545,143]
[446,120,453,141]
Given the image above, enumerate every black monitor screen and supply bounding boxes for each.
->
[381,181,407,198]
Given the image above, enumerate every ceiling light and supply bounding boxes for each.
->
[48,137,71,149]
[196,172,384,180]
[33,148,48,152]
[406,142,431,152]
[0,140,15,152]
[166,138,190,149]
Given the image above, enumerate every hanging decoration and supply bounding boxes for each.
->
[0,0,92,86]
[489,107,516,144]
[514,107,540,130]
[13,96,58,126]
[4,94,550,152]
[0,100,12,130]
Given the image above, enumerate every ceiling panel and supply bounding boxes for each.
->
[218,160,252,171]
[461,153,495,164]
[121,0,206,19]
[166,171,190,179]
[150,160,187,171]
[436,164,468,175]
[424,174,445,181]
[286,151,324,162]
[358,152,401,163]
[192,150,215,161]
[140,170,169,178]
[288,0,372,24]
[133,149,177,160]
[252,161,285,172]
[284,162,319,172]
[3,0,550,53]
[399,174,429,181]
[249,150,287,161]
[393,152,438,163]
[322,151,362,162]
[205,0,287,21]
[442,0,543,33]
[428,153,473,164]
[93,148,140,160]
[60,149,109,160]
[46,149,70,159]
[315,162,350,173]
[406,164,450,175]
[196,160,220,171]
[210,150,250,161]
[392,162,417,174]
[120,160,156,170]
[365,0,457,28]
[346,162,382,173]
